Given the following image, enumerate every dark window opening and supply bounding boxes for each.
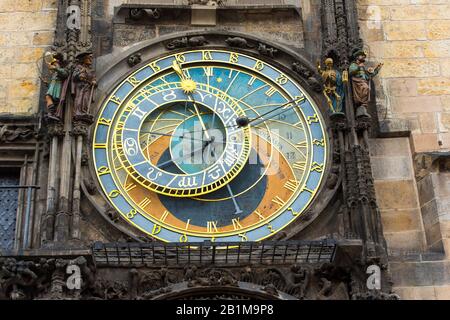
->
[0,168,20,251]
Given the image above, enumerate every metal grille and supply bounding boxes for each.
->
[0,175,20,251]
[92,240,337,267]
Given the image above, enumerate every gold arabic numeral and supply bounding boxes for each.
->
[116,121,125,130]
[98,118,111,126]
[313,139,325,147]
[160,210,169,222]
[175,53,186,63]
[254,60,264,71]
[97,166,110,176]
[179,234,188,242]
[284,179,299,192]
[203,66,213,77]
[126,209,137,219]
[149,62,161,72]
[138,197,151,209]
[152,224,162,235]
[207,221,219,233]
[210,237,216,243]
[108,190,121,198]
[265,86,277,97]
[302,186,315,194]
[295,95,306,104]
[232,218,243,230]
[238,233,248,242]
[124,103,134,113]
[267,224,276,233]
[307,114,319,125]
[311,162,324,173]
[293,161,306,171]
[254,210,265,221]
[110,95,121,104]
[94,143,107,149]
[229,52,239,63]
[202,50,213,61]
[185,219,191,231]
[276,74,288,85]
[128,77,141,87]
[123,182,137,193]
[288,207,300,217]
[272,196,286,208]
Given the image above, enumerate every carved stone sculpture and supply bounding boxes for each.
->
[257,43,278,58]
[72,51,96,122]
[225,37,254,48]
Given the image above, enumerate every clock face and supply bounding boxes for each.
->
[93,49,327,242]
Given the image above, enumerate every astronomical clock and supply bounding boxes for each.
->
[92,48,328,243]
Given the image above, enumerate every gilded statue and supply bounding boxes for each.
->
[317,58,344,114]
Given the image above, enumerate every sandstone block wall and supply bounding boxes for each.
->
[358,0,450,153]
[0,0,57,115]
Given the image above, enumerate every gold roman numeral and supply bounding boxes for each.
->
[207,221,219,233]
[203,66,213,77]
[272,196,286,208]
[138,197,151,209]
[160,210,169,222]
[232,218,243,230]
[293,161,306,171]
[254,210,265,221]
[265,87,277,97]
[123,183,137,192]
[284,179,299,192]
[296,141,307,149]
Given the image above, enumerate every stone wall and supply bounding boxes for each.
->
[357,0,450,153]
[0,0,57,115]
[369,138,426,252]
[358,0,450,299]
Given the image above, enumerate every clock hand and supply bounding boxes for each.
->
[235,98,305,128]
[171,60,211,142]
[157,139,214,170]
[207,146,243,215]
[140,130,209,143]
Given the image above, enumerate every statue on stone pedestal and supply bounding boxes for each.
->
[317,58,344,114]
[44,52,69,122]
[349,49,383,118]
[72,51,96,122]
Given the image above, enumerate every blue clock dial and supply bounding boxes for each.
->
[93,49,327,242]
